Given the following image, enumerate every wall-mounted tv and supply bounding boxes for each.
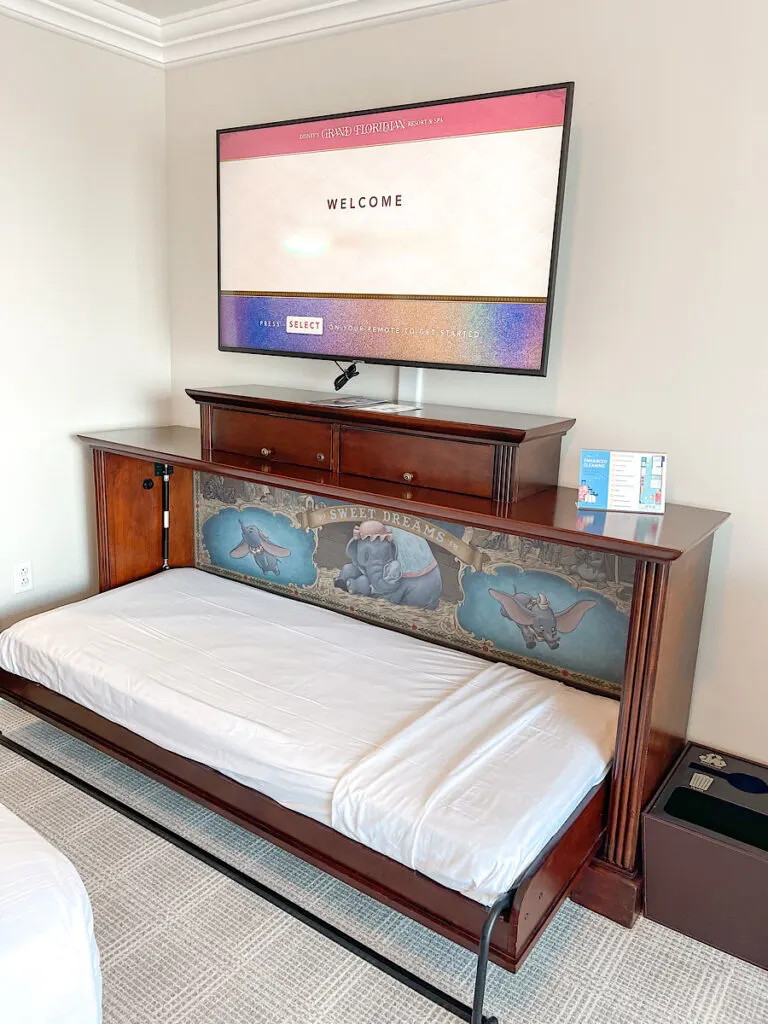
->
[217,82,573,376]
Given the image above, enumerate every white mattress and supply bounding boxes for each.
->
[0,802,102,1024]
[0,568,618,905]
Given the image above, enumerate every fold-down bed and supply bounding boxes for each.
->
[0,564,620,1017]
[0,568,617,911]
[0,567,618,994]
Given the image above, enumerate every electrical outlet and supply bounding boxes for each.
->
[13,561,33,594]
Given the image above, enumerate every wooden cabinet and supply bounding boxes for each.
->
[340,426,495,498]
[190,384,576,508]
[77,414,729,934]
[210,408,332,469]
[93,451,194,590]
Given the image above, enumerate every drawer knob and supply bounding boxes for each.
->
[402,472,414,483]
[317,453,325,463]
[260,447,273,458]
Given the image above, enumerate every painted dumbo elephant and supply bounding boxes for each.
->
[488,586,596,650]
[334,520,442,609]
[230,519,291,576]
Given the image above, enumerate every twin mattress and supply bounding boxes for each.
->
[0,801,102,1024]
[0,568,619,906]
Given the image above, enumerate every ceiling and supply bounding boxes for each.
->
[0,0,496,65]
[116,0,230,18]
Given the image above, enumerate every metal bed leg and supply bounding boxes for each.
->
[471,892,512,1024]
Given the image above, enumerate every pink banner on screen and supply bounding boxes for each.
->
[219,88,568,162]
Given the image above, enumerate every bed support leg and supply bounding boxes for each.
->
[470,891,512,1024]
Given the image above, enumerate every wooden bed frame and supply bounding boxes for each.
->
[0,387,729,1017]
[0,668,606,976]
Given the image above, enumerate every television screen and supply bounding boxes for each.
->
[217,83,572,375]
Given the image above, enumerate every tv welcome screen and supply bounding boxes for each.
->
[218,83,572,375]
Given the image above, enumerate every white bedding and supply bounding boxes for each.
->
[0,802,101,1024]
[0,568,618,905]
[333,662,617,903]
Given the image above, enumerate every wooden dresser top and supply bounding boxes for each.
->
[186,384,576,443]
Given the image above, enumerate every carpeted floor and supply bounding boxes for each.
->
[0,700,765,1024]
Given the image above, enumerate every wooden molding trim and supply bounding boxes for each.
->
[92,448,111,591]
[605,560,669,870]
[200,404,213,453]
[570,858,642,928]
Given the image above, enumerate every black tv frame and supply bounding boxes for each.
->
[216,81,574,378]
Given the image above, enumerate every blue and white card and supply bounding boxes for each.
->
[578,450,667,514]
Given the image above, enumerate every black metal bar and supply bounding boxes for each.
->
[0,731,501,1024]
[470,892,512,1024]
[154,463,172,570]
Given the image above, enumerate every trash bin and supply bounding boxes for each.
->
[642,741,767,969]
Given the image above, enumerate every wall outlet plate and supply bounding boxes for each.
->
[13,561,33,594]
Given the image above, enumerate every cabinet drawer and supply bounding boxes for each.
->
[210,409,332,469]
[340,427,495,498]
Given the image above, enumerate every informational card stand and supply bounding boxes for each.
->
[578,450,667,514]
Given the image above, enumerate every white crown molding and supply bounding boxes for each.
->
[0,0,498,66]
[0,0,164,64]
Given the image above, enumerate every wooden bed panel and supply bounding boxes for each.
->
[93,451,194,591]
[194,470,634,698]
[0,668,606,973]
[511,782,607,964]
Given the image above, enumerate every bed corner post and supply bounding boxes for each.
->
[92,448,112,591]
[572,559,669,925]
[605,561,669,868]
[573,538,716,927]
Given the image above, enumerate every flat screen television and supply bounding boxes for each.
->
[217,82,573,376]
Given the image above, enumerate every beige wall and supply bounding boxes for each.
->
[0,16,171,628]
[1,2,762,763]
[166,0,768,763]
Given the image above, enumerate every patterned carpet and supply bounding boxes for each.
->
[0,700,765,1024]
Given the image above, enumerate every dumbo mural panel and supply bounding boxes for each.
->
[335,520,443,609]
[200,502,317,587]
[194,474,634,695]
